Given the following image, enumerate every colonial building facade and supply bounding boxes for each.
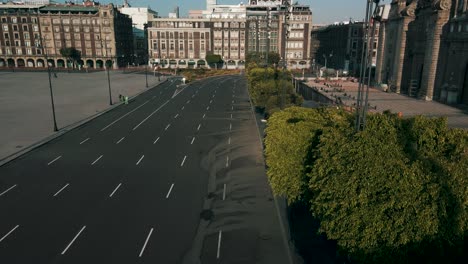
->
[147,0,312,69]
[0,3,43,67]
[147,18,212,68]
[0,1,133,69]
[310,21,379,76]
[376,0,468,105]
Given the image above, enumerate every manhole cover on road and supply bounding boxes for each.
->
[200,209,214,221]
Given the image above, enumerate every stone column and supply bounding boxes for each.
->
[418,2,451,100]
[375,21,386,84]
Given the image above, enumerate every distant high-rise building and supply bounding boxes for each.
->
[119,5,158,65]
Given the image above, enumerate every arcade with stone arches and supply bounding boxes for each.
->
[0,57,117,69]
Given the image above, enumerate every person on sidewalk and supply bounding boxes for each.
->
[125,96,129,105]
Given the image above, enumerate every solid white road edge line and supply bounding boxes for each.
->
[138,228,154,257]
[0,225,19,243]
[61,226,86,255]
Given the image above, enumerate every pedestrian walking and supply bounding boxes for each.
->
[119,94,123,102]
[125,96,129,105]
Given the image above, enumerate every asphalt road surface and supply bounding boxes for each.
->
[0,75,264,263]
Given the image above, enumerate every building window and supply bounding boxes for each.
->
[14,33,19,39]
[25,40,30,47]
[2,25,8,31]
[22,25,28,31]
[33,25,39,32]
[12,18,17,23]
[16,48,22,55]
[26,48,32,55]
[13,25,18,31]
[1,17,6,23]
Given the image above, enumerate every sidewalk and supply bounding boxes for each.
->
[0,71,166,160]
[303,80,468,129]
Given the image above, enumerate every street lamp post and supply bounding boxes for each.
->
[145,54,148,88]
[101,40,112,105]
[38,38,58,132]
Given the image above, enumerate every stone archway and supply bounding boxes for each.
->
[37,59,45,67]
[47,59,55,67]
[86,59,94,68]
[96,60,103,68]
[27,59,35,67]
[105,60,113,68]
[17,59,25,67]
[57,59,65,68]
[7,58,15,67]
[0,58,5,67]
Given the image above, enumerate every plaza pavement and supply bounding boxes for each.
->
[304,80,468,129]
[0,70,165,160]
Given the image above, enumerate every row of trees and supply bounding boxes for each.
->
[246,60,303,117]
[264,107,468,263]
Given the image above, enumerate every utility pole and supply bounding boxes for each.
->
[264,7,271,80]
[281,0,291,110]
[38,37,58,132]
[355,0,380,131]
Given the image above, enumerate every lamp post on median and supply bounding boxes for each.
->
[37,37,58,132]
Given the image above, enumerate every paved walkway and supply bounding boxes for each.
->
[304,80,468,129]
[0,70,166,160]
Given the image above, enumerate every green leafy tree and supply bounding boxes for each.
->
[265,109,468,263]
[265,107,350,202]
[205,54,223,68]
[59,47,81,69]
[246,51,281,66]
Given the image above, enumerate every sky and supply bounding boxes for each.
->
[91,0,371,25]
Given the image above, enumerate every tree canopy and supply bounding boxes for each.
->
[59,47,81,68]
[264,107,468,263]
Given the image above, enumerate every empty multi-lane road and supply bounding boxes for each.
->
[0,75,290,264]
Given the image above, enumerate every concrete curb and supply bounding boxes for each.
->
[245,77,296,264]
[0,78,169,167]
